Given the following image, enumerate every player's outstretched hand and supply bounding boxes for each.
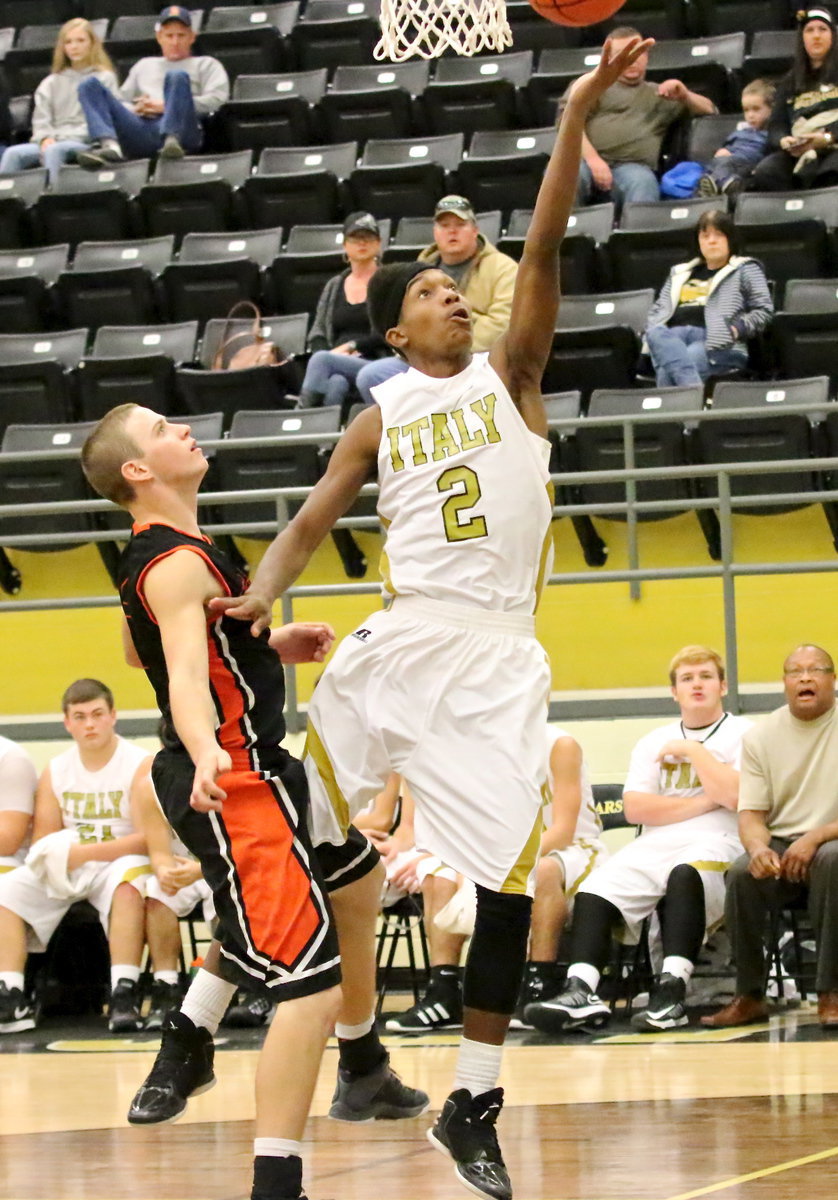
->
[568,35,655,109]
[269,621,336,664]
[208,589,273,637]
[190,747,232,813]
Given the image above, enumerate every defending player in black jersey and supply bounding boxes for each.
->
[81,405,426,1200]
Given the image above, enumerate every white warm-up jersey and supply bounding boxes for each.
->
[50,736,150,843]
[373,353,554,614]
[623,714,753,836]
[547,725,602,843]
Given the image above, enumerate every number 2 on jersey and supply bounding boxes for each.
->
[437,466,488,542]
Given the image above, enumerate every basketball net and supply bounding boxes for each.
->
[374,0,513,60]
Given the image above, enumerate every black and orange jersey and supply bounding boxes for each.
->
[119,522,286,756]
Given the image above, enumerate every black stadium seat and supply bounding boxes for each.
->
[219,69,328,152]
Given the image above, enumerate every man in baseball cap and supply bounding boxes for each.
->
[77,4,229,167]
[356,192,518,401]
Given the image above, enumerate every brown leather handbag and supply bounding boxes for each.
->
[212,300,288,370]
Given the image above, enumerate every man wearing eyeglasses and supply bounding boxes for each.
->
[703,644,838,1029]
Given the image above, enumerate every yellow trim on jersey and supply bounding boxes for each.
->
[501,805,544,894]
[688,860,731,872]
[377,512,396,597]
[533,480,556,612]
[303,719,350,836]
[565,840,604,900]
[120,862,152,884]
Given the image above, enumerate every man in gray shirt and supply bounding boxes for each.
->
[77,5,229,167]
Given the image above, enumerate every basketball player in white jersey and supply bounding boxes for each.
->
[0,735,37,874]
[209,35,653,1200]
[0,679,151,1034]
[526,646,752,1036]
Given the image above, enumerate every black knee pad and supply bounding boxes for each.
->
[463,886,533,1014]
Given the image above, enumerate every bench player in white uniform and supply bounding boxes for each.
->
[514,724,609,1025]
[0,736,37,875]
[135,759,214,1030]
[0,679,151,1034]
[526,646,752,1035]
[209,35,653,1200]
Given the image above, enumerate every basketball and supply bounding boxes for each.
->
[528,0,627,27]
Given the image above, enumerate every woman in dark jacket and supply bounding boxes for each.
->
[298,211,389,408]
[644,210,773,387]
[749,7,838,191]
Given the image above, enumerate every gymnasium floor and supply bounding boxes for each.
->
[3,999,838,1200]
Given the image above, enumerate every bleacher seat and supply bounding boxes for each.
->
[772,282,838,393]
[736,220,831,287]
[620,196,728,233]
[32,185,137,249]
[289,0,381,73]
[556,289,655,334]
[605,227,699,292]
[347,132,463,219]
[55,236,173,330]
[455,126,554,220]
[0,242,69,332]
[215,407,341,532]
[497,207,606,293]
[685,113,741,164]
[541,324,640,400]
[159,227,283,327]
[77,321,199,420]
[387,210,500,264]
[219,69,328,152]
[0,420,96,553]
[1,45,53,96]
[419,51,533,137]
[0,168,48,249]
[504,1,582,52]
[524,46,601,126]
[0,327,88,438]
[139,151,254,243]
[643,33,746,112]
[734,189,838,230]
[175,362,297,429]
[543,389,608,567]
[52,159,151,197]
[242,141,356,229]
[319,60,427,145]
[692,376,830,556]
[741,28,795,84]
[690,0,788,38]
[201,311,309,368]
[198,4,296,81]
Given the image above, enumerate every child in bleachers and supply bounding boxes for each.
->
[695,80,776,198]
[0,18,118,185]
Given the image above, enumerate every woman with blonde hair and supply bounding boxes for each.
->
[0,18,118,183]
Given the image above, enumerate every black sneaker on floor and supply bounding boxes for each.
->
[328,1053,430,1122]
[145,979,183,1031]
[0,981,36,1033]
[221,988,274,1028]
[427,1086,511,1200]
[385,985,463,1034]
[509,964,557,1030]
[631,973,688,1032]
[109,978,144,1033]
[524,976,610,1034]
[127,1010,216,1124]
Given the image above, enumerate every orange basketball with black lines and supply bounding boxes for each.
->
[528,0,626,27]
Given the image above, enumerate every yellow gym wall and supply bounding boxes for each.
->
[2,505,837,717]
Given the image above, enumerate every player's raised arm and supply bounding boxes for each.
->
[489,35,653,430]
[209,404,381,631]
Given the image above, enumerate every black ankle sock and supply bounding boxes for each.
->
[338,1027,387,1075]
[251,1154,302,1200]
[525,961,557,984]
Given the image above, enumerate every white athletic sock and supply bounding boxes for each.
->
[111,964,141,989]
[568,962,601,993]
[154,969,180,987]
[335,1014,375,1040]
[661,956,694,984]
[181,967,236,1034]
[453,1036,503,1098]
[0,971,25,992]
[254,1137,302,1158]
